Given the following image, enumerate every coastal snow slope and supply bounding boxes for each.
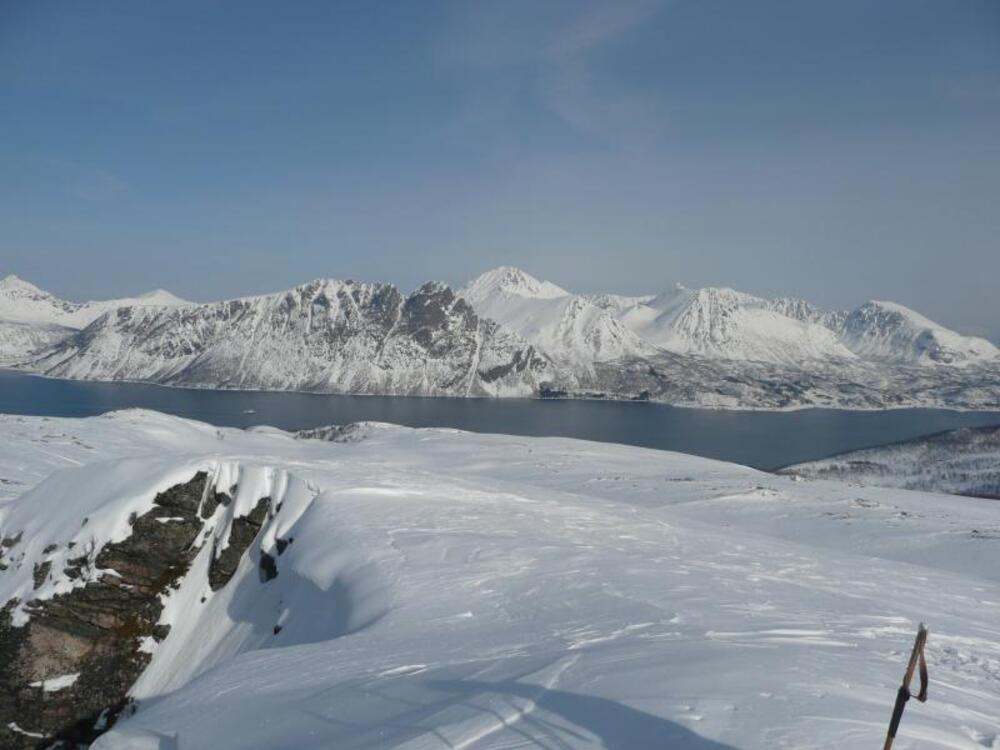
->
[1,410,999,748]
[781,424,1000,499]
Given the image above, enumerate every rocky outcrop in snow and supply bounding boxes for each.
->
[0,458,325,748]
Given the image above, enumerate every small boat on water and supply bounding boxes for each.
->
[242,409,256,414]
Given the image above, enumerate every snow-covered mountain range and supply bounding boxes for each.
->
[2,410,999,747]
[3,268,997,409]
[463,267,998,368]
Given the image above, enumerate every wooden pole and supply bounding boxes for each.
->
[883,623,929,750]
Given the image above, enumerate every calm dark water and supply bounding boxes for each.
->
[1,370,997,470]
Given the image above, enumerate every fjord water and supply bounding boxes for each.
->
[2,369,997,470]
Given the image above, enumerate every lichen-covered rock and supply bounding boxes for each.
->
[0,472,209,749]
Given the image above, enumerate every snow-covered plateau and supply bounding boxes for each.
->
[1,410,999,748]
[2,268,998,409]
[782,425,1000,499]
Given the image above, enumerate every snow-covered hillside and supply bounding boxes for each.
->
[0,274,190,363]
[460,267,658,367]
[32,279,550,397]
[833,301,999,366]
[596,284,858,364]
[781,424,1000,499]
[1,410,998,748]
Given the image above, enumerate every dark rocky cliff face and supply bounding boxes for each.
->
[0,472,276,749]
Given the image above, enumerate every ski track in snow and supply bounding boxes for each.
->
[0,409,997,748]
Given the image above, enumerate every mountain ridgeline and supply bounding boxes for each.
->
[1,268,997,409]
[30,280,549,397]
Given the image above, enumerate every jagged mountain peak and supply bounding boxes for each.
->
[413,279,452,296]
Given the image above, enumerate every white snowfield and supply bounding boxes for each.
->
[1,410,999,749]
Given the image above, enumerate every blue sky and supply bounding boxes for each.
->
[1,0,998,339]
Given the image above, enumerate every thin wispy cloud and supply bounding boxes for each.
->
[439,0,670,150]
[545,0,664,58]
[0,156,128,202]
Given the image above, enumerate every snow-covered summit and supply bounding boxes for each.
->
[835,300,999,366]
[0,274,190,328]
[461,266,569,302]
[460,267,654,366]
[0,273,47,295]
[133,288,190,306]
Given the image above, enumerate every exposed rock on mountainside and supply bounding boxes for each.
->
[780,424,1000,498]
[0,473,209,747]
[31,279,551,397]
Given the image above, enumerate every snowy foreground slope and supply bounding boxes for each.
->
[782,425,1000,499]
[1,412,999,748]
